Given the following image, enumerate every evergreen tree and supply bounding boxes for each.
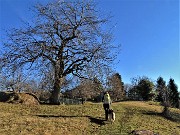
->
[93,77,104,101]
[168,78,179,108]
[137,78,154,101]
[128,86,139,100]
[128,76,154,101]
[108,73,125,101]
[156,77,166,102]
[156,77,170,117]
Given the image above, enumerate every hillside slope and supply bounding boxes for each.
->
[0,101,179,135]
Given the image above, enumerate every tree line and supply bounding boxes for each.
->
[126,76,179,109]
[1,68,179,109]
[0,71,125,103]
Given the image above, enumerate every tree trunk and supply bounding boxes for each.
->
[50,86,60,104]
[162,106,170,118]
[49,77,63,105]
[162,102,171,118]
[49,61,64,104]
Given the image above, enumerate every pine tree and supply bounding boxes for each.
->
[137,78,154,101]
[128,76,154,101]
[156,77,170,117]
[108,73,125,101]
[168,78,179,108]
[156,77,166,102]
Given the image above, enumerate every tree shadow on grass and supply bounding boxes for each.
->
[36,114,105,126]
[36,114,82,118]
[142,111,180,123]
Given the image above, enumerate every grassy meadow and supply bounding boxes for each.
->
[0,101,179,135]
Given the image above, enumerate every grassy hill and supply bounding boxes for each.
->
[0,101,179,135]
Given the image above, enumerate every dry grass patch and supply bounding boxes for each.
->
[0,102,103,135]
[0,101,179,135]
[118,101,180,135]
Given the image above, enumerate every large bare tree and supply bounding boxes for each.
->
[1,0,117,104]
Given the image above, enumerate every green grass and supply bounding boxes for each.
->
[0,101,179,135]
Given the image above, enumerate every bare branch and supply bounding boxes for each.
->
[1,0,117,104]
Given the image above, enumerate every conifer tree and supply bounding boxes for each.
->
[156,77,166,102]
[108,73,125,101]
[156,77,170,117]
[168,78,179,108]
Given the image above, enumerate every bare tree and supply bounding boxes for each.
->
[64,77,103,102]
[0,69,27,92]
[71,79,94,100]
[124,83,131,99]
[1,0,117,104]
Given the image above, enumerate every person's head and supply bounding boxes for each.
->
[104,91,108,95]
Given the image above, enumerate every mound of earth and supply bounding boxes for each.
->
[0,92,39,105]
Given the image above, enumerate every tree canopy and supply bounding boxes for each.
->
[167,78,179,108]
[127,76,154,101]
[0,0,117,104]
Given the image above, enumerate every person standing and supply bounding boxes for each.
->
[102,91,111,120]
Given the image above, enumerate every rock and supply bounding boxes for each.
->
[130,130,159,135]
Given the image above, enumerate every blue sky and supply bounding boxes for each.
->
[0,0,179,89]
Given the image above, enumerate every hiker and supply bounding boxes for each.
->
[102,91,112,120]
